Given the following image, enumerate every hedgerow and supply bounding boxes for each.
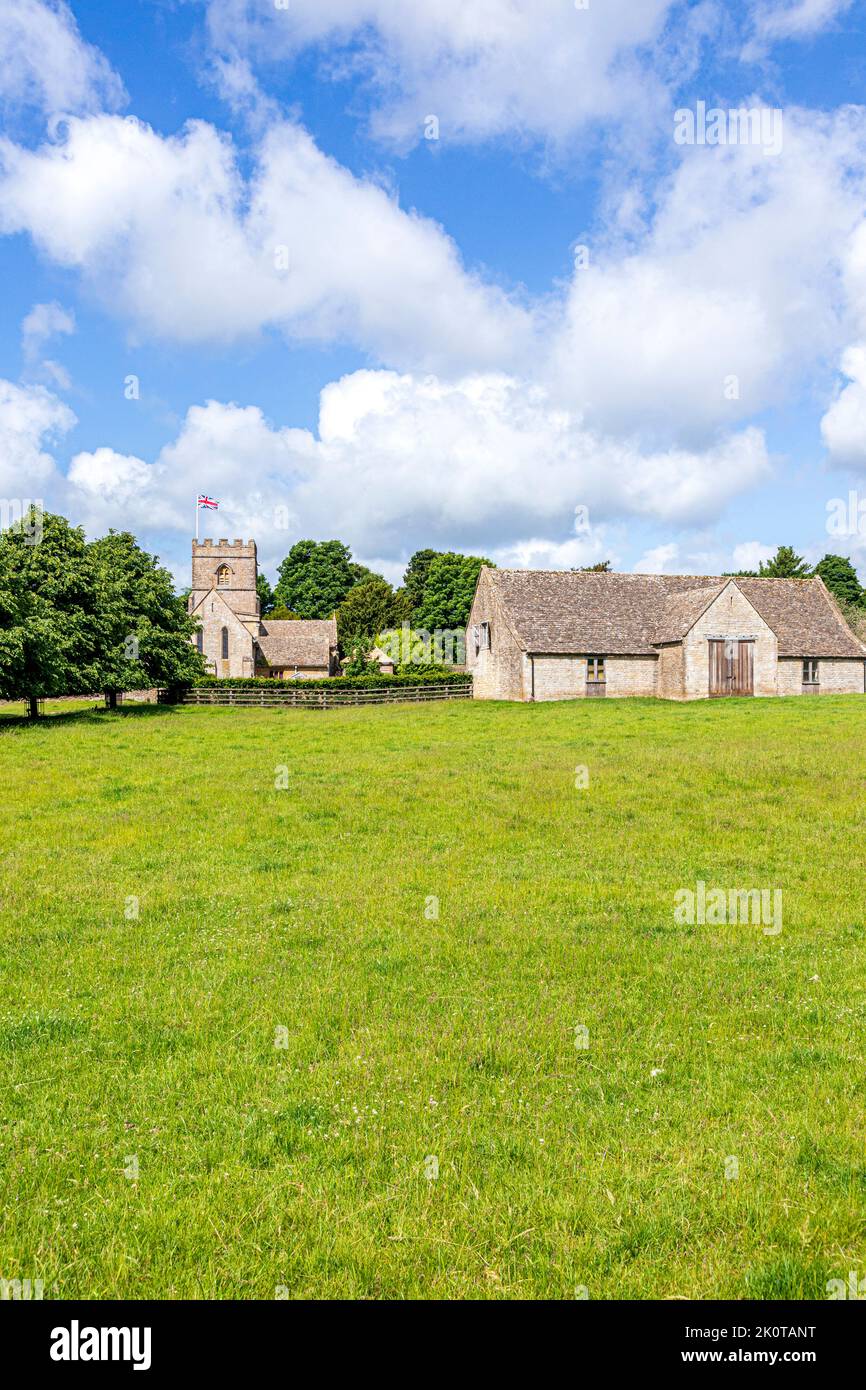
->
[189,671,472,691]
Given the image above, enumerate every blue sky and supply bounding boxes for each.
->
[2,0,866,587]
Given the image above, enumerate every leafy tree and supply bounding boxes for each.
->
[813,554,864,607]
[263,605,300,622]
[575,561,613,573]
[88,531,203,707]
[401,550,441,614]
[256,573,275,618]
[337,577,407,649]
[414,553,494,631]
[341,637,380,677]
[350,561,386,587]
[758,545,811,579]
[0,509,102,717]
[273,540,357,619]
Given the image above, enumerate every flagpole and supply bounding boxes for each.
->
[195,496,199,544]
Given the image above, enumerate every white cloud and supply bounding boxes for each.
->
[0,114,530,374]
[58,370,770,577]
[731,540,776,570]
[746,0,853,54]
[0,377,76,498]
[634,542,680,574]
[0,0,124,121]
[547,108,866,441]
[204,0,678,149]
[490,535,617,572]
[6,104,866,454]
[21,300,76,395]
[21,300,75,359]
[820,343,866,471]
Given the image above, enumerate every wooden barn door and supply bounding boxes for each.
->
[709,639,754,697]
[709,640,728,697]
[734,640,754,696]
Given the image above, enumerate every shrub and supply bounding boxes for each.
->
[189,672,472,691]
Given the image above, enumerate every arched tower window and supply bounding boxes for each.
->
[221,627,229,660]
[195,630,203,654]
[216,565,231,587]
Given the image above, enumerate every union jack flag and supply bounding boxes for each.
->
[198,495,219,510]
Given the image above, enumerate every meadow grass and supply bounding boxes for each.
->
[1,695,864,1300]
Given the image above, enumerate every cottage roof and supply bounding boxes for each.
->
[256,619,337,668]
[483,570,866,659]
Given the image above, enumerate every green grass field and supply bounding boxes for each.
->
[1,695,864,1300]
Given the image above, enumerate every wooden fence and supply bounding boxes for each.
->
[160,683,472,709]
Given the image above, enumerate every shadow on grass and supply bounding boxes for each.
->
[0,703,180,733]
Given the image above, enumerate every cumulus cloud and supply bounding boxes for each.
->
[204,0,678,150]
[0,377,76,498]
[57,370,770,576]
[820,343,866,471]
[0,114,531,373]
[731,540,776,570]
[0,0,124,122]
[7,104,866,452]
[547,107,866,442]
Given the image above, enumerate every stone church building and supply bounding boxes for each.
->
[468,567,866,702]
[189,538,338,679]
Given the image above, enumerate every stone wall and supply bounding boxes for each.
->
[656,643,685,700]
[684,582,777,699]
[792,658,864,694]
[195,595,255,678]
[531,655,585,701]
[606,657,658,698]
[466,574,526,700]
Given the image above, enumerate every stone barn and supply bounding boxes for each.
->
[466,568,866,702]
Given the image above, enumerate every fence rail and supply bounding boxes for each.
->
[161,683,472,709]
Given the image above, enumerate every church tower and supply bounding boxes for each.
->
[189,538,260,677]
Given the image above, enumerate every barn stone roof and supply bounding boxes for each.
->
[256,619,337,668]
[484,570,866,659]
[736,578,866,658]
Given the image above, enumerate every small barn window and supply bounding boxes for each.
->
[480,622,491,651]
[586,656,606,683]
[216,565,231,587]
[221,627,229,660]
[803,659,819,686]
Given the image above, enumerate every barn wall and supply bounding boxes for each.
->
[532,656,585,701]
[529,655,657,701]
[684,584,777,699]
[813,659,864,694]
[606,657,658,698]
[776,659,803,696]
[466,575,526,700]
[656,643,686,700]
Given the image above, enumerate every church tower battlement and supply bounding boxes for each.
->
[191,538,259,621]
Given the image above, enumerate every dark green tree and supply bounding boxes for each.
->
[88,531,204,707]
[264,605,300,622]
[0,509,102,717]
[813,554,864,607]
[273,540,357,619]
[401,550,441,614]
[575,560,613,573]
[337,576,405,649]
[758,545,811,579]
[414,553,494,631]
[256,573,275,618]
